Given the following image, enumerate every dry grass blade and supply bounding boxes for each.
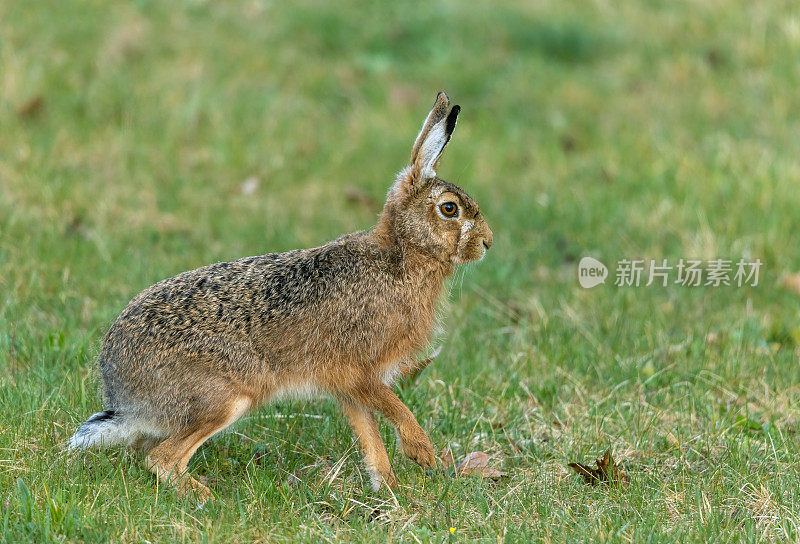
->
[439,448,455,469]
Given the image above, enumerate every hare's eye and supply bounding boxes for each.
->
[440,202,458,217]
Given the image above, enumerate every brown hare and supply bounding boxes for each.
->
[69,92,493,501]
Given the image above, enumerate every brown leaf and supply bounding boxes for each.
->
[568,462,599,483]
[473,466,507,480]
[568,449,629,487]
[455,451,507,480]
[456,450,489,471]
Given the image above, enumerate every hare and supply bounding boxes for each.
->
[69,92,493,501]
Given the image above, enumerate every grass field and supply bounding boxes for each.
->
[2,0,800,542]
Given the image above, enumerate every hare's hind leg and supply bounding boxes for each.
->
[131,434,163,454]
[340,400,397,490]
[145,397,251,502]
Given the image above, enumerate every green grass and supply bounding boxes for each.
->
[2,0,800,541]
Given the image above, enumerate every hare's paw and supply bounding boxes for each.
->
[368,467,398,491]
[176,476,212,504]
[385,470,399,489]
[400,431,435,469]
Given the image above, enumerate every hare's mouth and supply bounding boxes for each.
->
[453,241,488,265]
[478,242,488,261]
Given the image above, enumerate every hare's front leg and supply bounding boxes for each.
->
[340,400,397,490]
[349,383,436,470]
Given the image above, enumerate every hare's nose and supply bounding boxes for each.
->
[482,228,493,250]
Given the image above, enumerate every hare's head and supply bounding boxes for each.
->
[378,92,493,268]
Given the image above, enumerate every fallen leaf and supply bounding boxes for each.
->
[439,448,455,469]
[781,273,800,295]
[455,451,507,480]
[568,449,629,487]
[457,451,489,471]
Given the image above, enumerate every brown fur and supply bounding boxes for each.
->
[69,92,493,500]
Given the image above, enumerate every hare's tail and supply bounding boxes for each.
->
[68,410,129,450]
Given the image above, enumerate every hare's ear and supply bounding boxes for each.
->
[390,92,460,200]
[410,92,451,164]
[409,92,460,181]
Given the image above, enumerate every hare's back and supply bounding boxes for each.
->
[102,237,389,352]
[106,250,309,344]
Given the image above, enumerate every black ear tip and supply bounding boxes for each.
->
[445,105,460,134]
